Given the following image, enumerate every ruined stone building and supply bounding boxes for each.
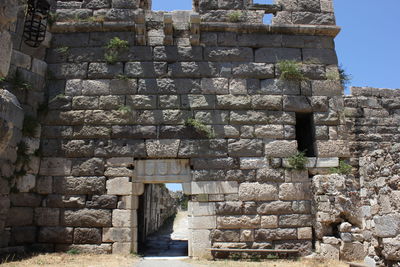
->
[1,0,400,266]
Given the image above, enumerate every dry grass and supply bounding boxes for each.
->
[189,258,349,267]
[1,253,138,267]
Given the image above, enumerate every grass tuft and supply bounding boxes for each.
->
[185,118,215,139]
[330,159,352,175]
[228,11,243,22]
[277,60,307,81]
[287,151,308,170]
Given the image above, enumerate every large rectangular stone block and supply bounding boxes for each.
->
[217,215,260,229]
[63,209,111,227]
[279,183,312,201]
[189,202,216,216]
[191,181,239,194]
[239,183,278,201]
[106,177,132,195]
[204,47,253,62]
[39,158,72,176]
[112,209,137,227]
[38,227,73,243]
[103,227,134,242]
[255,48,301,63]
[265,140,298,158]
[54,176,106,195]
[189,216,216,229]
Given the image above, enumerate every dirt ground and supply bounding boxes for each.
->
[0,253,139,267]
[189,258,349,267]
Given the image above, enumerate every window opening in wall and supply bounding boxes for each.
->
[138,183,189,257]
[295,113,316,157]
[263,14,273,24]
[152,0,192,11]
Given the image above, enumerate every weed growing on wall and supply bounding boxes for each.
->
[330,160,352,175]
[287,151,308,170]
[118,105,132,114]
[277,60,307,81]
[47,12,58,26]
[12,71,32,90]
[326,65,352,87]
[185,118,215,139]
[228,11,243,22]
[104,37,129,64]
[56,46,69,55]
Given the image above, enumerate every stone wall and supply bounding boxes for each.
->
[28,0,348,258]
[344,87,400,266]
[0,0,49,254]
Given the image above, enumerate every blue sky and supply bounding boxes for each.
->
[153,0,400,93]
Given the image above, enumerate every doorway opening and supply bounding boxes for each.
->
[137,183,189,257]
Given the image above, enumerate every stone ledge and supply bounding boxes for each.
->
[50,21,136,33]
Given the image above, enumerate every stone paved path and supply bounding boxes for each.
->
[142,210,189,257]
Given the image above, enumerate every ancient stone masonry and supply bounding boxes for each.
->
[0,0,399,265]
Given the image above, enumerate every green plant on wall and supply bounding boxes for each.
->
[104,37,129,65]
[287,151,308,170]
[228,11,242,22]
[185,118,215,139]
[326,65,352,88]
[118,105,132,114]
[277,60,307,81]
[330,160,352,175]
[56,46,70,55]
[12,71,33,90]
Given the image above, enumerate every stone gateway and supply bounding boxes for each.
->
[0,0,400,266]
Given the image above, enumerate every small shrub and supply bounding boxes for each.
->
[0,77,6,82]
[287,151,308,170]
[87,15,105,23]
[326,65,352,88]
[66,249,80,255]
[56,46,69,55]
[118,105,132,114]
[330,160,352,175]
[277,60,307,81]
[22,115,39,137]
[185,118,215,139]
[106,37,129,50]
[228,11,242,22]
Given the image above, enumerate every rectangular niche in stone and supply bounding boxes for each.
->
[134,159,191,183]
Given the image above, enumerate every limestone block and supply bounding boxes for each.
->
[340,242,365,261]
[211,229,240,242]
[284,170,309,182]
[255,48,301,63]
[182,183,192,194]
[189,216,216,229]
[298,227,312,239]
[49,63,88,79]
[11,50,31,69]
[239,182,278,201]
[279,183,312,201]
[103,227,133,242]
[190,229,212,258]
[201,78,229,94]
[382,237,400,261]
[31,58,47,76]
[106,177,132,195]
[159,95,180,108]
[118,196,138,210]
[6,207,33,226]
[146,139,180,158]
[279,214,312,227]
[185,95,215,109]
[39,158,72,176]
[312,80,342,96]
[265,140,298,158]
[257,201,292,215]
[319,243,339,260]
[228,139,263,157]
[45,195,86,208]
[191,181,238,194]
[125,62,167,78]
[240,157,269,170]
[132,183,144,196]
[303,157,339,168]
[16,174,36,193]
[106,157,134,167]
[35,208,60,226]
[283,96,312,112]
[303,48,338,65]
[113,242,133,254]
[316,140,350,157]
[74,228,102,244]
[217,215,260,229]
[105,167,134,177]
[112,209,136,227]
[135,159,191,183]
[63,209,111,227]
[256,168,285,183]
[54,176,106,195]
[189,202,215,216]
[86,195,118,209]
[71,158,105,176]
[261,216,278,228]
[240,229,254,242]
[254,125,284,139]
[255,228,297,241]
[373,214,400,238]
[229,79,247,95]
[38,227,73,243]
[232,63,274,79]
[0,31,12,77]
[216,95,251,109]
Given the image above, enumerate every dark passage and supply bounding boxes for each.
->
[138,184,188,257]
[295,112,316,157]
